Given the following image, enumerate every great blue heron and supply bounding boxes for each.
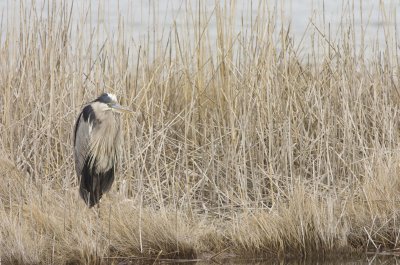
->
[73,92,131,207]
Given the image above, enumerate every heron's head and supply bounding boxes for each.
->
[95,93,132,114]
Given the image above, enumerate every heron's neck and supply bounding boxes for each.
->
[89,111,121,173]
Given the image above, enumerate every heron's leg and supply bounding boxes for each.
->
[93,203,101,264]
[95,201,101,218]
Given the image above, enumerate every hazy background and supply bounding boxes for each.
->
[0,0,398,59]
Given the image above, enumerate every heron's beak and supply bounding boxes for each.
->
[110,103,133,114]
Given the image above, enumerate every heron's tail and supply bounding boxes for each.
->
[79,161,115,207]
[79,185,102,208]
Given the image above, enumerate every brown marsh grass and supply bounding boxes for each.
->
[0,1,400,264]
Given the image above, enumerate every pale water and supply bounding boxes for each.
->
[0,0,398,58]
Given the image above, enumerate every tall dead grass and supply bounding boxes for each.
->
[0,1,400,264]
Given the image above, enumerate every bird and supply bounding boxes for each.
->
[73,92,132,207]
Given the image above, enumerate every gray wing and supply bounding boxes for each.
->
[73,106,94,175]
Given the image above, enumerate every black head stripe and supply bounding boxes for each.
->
[95,93,113,104]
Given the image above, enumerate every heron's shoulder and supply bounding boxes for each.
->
[81,104,96,123]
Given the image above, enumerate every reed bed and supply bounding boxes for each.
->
[0,1,400,264]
